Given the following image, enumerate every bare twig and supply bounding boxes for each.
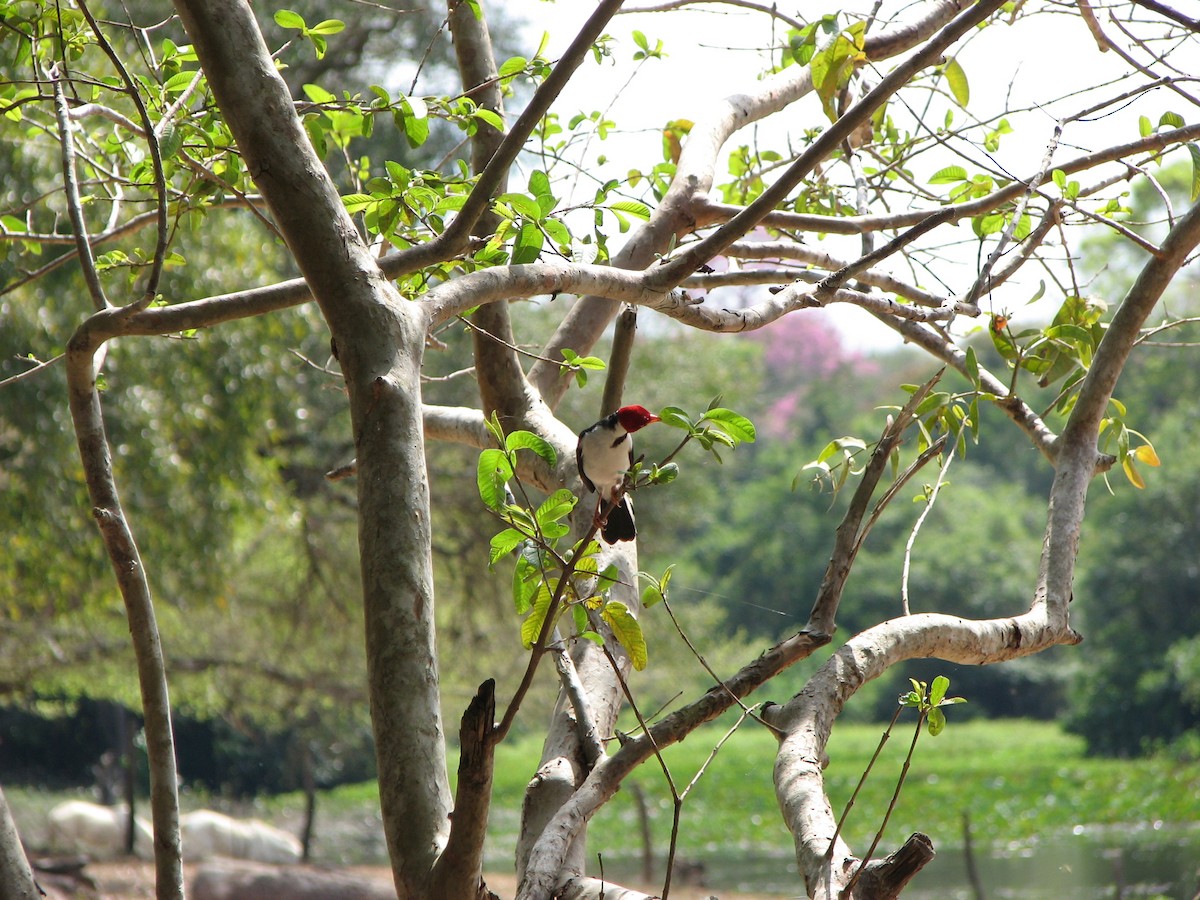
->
[76,0,168,308]
[49,63,109,311]
[901,448,955,615]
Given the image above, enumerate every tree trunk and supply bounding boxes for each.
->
[171,1,451,894]
[0,785,41,900]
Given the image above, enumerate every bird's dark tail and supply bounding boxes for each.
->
[601,497,637,543]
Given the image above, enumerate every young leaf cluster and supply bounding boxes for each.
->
[899,674,967,737]
[656,400,757,465]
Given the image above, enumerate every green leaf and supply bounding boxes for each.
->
[929,165,968,185]
[473,108,505,132]
[964,346,980,388]
[498,192,543,221]
[1188,144,1200,201]
[816,436,866,463]
[649,462,679,484]
[511,221,544,265]
[928,707,947,736]
[477,448,513,510]
[520,584,555,649]
[529,170,555,217]
[700,408,757,444]
[641,582,664,608]
[930,675,949,707]
[398,106,429,149]
[489,528,526,564]
[656,406,693,430]
[542,218,571,249]
[602,601,648,670]
[609,200,652,220]
[274,9,307,29]
[512,556,538,614]
[536,488,577,530]
[498,56,528,80]
[302,83,336,104]
[944,57,969,107]
[1159,111,1184,129]
[504,430,557,467]
[162,71,199,94]
[342,193,374,213]
[158,124,183,160]
[308,18,345,35]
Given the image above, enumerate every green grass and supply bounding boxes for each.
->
[308,717,1200,867]
[477,717,1200,864]
[10,718,1200,872]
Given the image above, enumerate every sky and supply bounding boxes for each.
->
[488,1,1199,351]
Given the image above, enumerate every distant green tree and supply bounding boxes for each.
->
[1063,163,1200,756]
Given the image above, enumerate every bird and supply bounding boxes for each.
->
[576,405,661,543]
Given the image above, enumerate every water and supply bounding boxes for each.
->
[596,824,1200,898]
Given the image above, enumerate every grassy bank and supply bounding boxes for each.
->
[577,717,1200,860]
[10,718,1199,871]
[298,717,1200,868]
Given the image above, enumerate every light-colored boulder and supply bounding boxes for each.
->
[46,800,152,859]
[181,810,302,865]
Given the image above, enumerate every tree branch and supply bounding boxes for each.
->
[765,609,1080,899]
[526,0,975,408]
[693,122,1200,236]
[65,311,183,899]
[48,63,108,312]
[171,1,452,893]
[517,627,834,899]
[449,0,532,427]
[0,784,41,900]
[645,0,1008,292]
[76,0,168,308]
[430,679,499,900]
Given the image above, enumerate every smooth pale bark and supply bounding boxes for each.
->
[65,314,184,899]
[514,543,638,883]
[171,2,450,895]
[0,785,40,900]
[766,612,1081,898]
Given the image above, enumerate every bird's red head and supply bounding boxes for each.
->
[615,405,661,433]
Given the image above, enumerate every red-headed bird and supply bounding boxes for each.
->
[576,405,661,543]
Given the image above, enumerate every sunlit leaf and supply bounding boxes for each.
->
[511,221,544,264]
[489,528,526,564]
[1122,456,1145,489]
[929,165,968,185]
[1133,443,1161,467]
[505,430,557,467]
[700,408,756,444]
[477,448,513,510]
[602,600,648,670]
[520,584,555,649]
[274,9,306,29]
[944,57,969,107]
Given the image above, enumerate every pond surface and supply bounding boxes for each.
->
[600,823,1200,898]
